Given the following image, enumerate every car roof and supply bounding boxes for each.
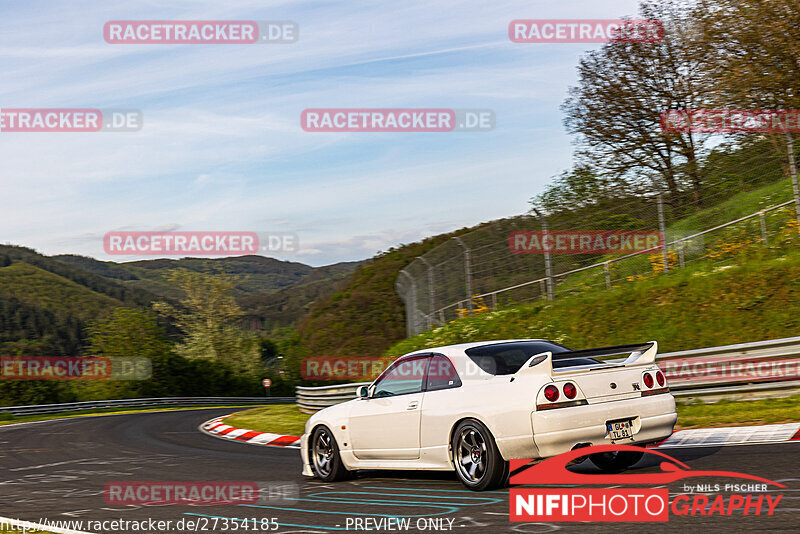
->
[397,339,558,380]
[404,339,553,358]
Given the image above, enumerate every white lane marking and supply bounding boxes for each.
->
[658,422,800,448]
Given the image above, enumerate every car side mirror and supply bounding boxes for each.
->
[356,385,370,399]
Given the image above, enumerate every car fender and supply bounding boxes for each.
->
[304,400,356,466]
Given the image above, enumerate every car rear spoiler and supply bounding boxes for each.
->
[515,341,657,377]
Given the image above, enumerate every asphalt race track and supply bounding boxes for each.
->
[1,408,798,533]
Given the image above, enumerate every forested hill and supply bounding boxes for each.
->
[0,246,362,355]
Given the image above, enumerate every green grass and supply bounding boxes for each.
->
[669,179,794,236]
[676,394,800,430]
[552,179,796,295]
[224,404,310,436]
[387,248,800,356]
[0,404,266,427]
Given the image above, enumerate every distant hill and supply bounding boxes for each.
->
[240,271,354,331]
[2,246,157,308]
[294,228,482,356]
[0,262,124,321]
[0,246,362,354]
[0,245,157,355]
[53,253,362,333]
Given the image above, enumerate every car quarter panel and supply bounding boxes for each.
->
[419,375,547,463]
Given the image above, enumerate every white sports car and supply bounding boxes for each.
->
[300,339,677,490]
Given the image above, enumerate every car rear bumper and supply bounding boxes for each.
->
[531,393,677,458]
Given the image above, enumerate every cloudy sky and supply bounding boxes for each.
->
[0,0,643,266]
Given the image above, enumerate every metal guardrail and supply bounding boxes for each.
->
[296,384,369,414]
[0,396,295,417]
[294,336,800,412]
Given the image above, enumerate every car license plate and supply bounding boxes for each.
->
[606,419,633,441]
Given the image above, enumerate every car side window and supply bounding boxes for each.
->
[372,355,429,397]
[425,355,462,392]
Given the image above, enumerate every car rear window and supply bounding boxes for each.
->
[465,341,597,375]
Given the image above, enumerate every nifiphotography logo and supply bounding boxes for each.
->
[509,444,784,522]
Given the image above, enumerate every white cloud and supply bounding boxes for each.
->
[0,0,644,266]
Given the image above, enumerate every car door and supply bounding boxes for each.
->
[419,354,463,454]
[349,354,430,460]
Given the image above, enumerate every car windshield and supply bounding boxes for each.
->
[465,341,599,375]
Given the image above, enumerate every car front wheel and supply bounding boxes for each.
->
[451,419,508,491]
[310,425,349,482]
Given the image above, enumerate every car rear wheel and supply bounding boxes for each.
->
[311,425,349,482]
[589,449,644,472]
[451,420,508,491]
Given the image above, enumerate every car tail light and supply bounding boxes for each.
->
[562,382,577,399]
[544,385,559,402]
[643,372,654,389]
[656,370,665,387]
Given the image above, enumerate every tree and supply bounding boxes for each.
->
[562,0,716,208]
[88,308,172,359]
[153,269,260,374]
[697,0,800,184]
[698,0,800,111]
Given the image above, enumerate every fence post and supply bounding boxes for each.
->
[417,256,435,328]
[678,240,686,268]
[787,133,800,234]
[759,211,768,245]
[491,292,498,310]
[409,274,420,335]
[453,237,473,313]
[533,209,555,300]
[604,261,611,288]
[399,271,418,336]
[657,194,669,273]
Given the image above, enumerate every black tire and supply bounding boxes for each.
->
[310,425,349,482]
[451,419,508,491]
[589,449,644,472]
